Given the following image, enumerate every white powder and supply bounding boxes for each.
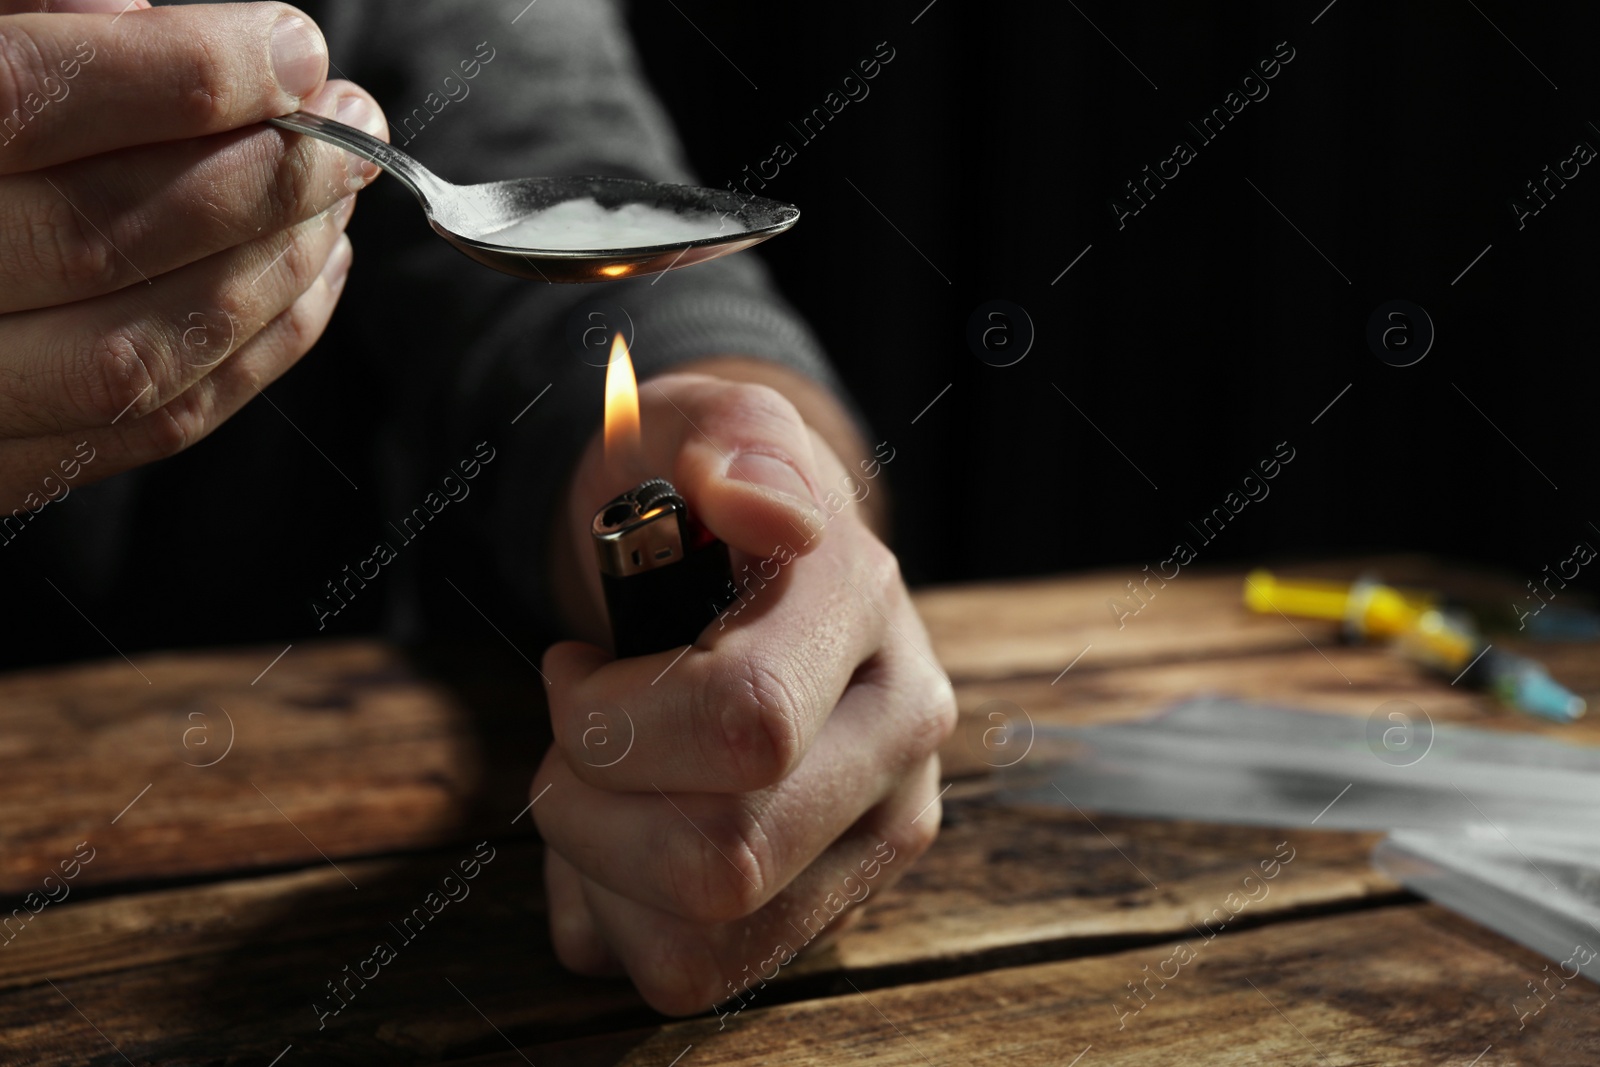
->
[482,197,737,250]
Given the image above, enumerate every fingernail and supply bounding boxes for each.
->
[335,92,384,135]
[321,233,353,285]
[727,452,816,508]
[271,15,327,100]
[335,94,384,182]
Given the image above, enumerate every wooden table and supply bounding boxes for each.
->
[4,556,1598,1065]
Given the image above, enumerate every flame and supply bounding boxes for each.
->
[599,264,632,277]
[603,332,640,466]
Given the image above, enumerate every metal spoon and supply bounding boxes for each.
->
[267,112,799,284]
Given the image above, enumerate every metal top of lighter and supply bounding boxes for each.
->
[591,478,736,657]
[592,478,703,577]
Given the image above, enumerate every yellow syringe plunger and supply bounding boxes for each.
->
[1242,570,1432,639]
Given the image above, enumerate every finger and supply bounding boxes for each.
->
[0,230,349,508]
[0,78,385,313]
[543,523,895,793]
[536,622,955,923]
[0,193,354,436]
[0,1,149,14]
[0,2,329,174]
[574,755,945,1016]
[543,846,622,977]
[633,376,831,560]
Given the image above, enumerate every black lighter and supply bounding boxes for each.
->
[591,478,738,658]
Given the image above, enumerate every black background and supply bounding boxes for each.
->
[631,0,1599,593]
[6,1,1597,672]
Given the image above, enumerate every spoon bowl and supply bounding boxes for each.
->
[268,112,799,283]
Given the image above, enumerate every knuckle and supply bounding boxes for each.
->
[711,380,805,438]
[31,193,117,292]
[271,282,324,358]
[266,140,324,224]
[899,797,942,857]
[885,781,943,863]
[628,931,717,1017]
[275,228,326,291]
[908,662,953,748]
[131,372,220,460]
[72,330,161,426]
[137,399,202,460]
[665,807,770,922]
[904,654,957,765]
[935,676,959,740]
[134,364,232,457]
[709,659,806,790]
[876,662,955,775]
[171,35,235,130]
[730,380,799,420]
[231,228,327,328]
[860,537,902,600]
[911,673,960,760]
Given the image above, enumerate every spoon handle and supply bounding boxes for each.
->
[267,112,450,207]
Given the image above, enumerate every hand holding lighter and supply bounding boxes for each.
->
[591,478,738,658]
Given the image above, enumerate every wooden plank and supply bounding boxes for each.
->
[0,801,1403,1063]
[919,566,1322,682]
[1,554,1570,892]
[918,552,1485,680]
[0,850,648,1066]
[0,799,1394,988]
[2,557,1593,1062]
[797,792,1394,971]
[509,905,1600,1067]
[0,640,543,894]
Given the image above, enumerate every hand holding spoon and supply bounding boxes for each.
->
[268,112,799,283]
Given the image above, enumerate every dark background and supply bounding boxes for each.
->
[6,1,1597,671]
[630,0,1599,593]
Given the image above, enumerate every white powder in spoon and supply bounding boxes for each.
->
[482,197,737,251]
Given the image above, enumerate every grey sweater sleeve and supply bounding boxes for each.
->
[318,0,851,640]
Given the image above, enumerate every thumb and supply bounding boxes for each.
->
[4,0,151,12]
[649,378,829,560]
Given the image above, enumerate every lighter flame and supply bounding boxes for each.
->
[603,332,640,466]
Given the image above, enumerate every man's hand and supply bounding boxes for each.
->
[0,0,386,512]
[535,369,956,1015]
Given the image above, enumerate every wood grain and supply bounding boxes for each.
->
[0,797,1398,1063]
[511,906,1600,1067]
[4,555,1583,894]
[0,640,544,894]
[0,840,645,1065]
[1,556,1595,1064]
